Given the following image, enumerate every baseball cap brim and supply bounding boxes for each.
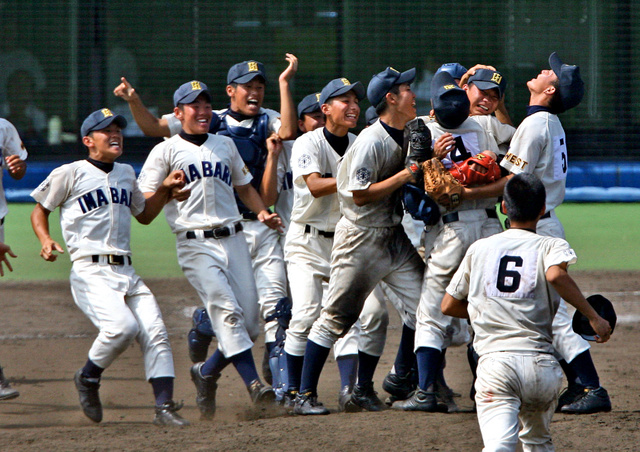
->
[81,114,127,137]
[320,82,365,105]
[176,90,212,106]
[232,72,266,85]
[549,52,564,78]
[396,67,417,86]
[471,80,503,96]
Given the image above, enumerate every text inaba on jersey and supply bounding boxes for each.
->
[184,161,232,186]
[78,186,133,213]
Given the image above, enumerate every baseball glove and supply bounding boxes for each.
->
[404,118,433,183]
[422,157,463,210]
[449,151,502,186]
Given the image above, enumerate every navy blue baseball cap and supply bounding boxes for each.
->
[227,60,267,84]
[173,80,212,107]
[319,78,365,105]
[435,63,468,81]
[297,92,322,117]
[81,108,127,137]
[365,106,379,125]
[549,52,585,112]
[367,67,416,107]
[468,68,506,98]
[431,71,470,129]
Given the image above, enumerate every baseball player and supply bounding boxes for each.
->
[393,70,504,412]
[138,81,282,420]
[293,67,425,415]
[30,108,189,426]
[0,241,19,400]
[0,118,28,243]
[115,56,298,381]
[442,173,612,451]
[285,79,393,412]
[498,52,611,415]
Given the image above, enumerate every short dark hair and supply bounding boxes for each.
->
[503,173,546,222]
[548,79,564,114]
[375,84,401,115]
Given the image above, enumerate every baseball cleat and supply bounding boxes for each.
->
[153,400,190,426]
[560,386,612,414]
[0,367,19,401]
[391,388,449,412]
[282,389,298,410]
[293,392,330,415]
[337,384,353,412]
[74,369,103,423]
[344,382,386,412]
[190,363,219,420]
[556,383,586,412]
[382,372,416,401]
[434,380,459,413]
[248,379,276,405]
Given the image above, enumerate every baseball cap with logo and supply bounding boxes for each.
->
[173,80,212,107]
[435,62,468,81]
[468,68,506,98]
[367,67,416,107]
[319,78,365,106]
[548,52,585,113]
[297,92,322,117]
[227,60,267,85]
[431,70,470,129]
[81,108,127,137]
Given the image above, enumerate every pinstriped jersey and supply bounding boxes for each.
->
[30,161,145,261]
[0,118,28,219]
[446,228,577,356]
[138,133,252,234]
[290,128,356,231]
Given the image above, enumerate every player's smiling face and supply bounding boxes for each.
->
[394,83,417,121]
[228,78,266,116]
[528,69,558,94]
[321,90,360,136]
[466,83,500,116]
[175,95,213,134]
[84,123,123,163]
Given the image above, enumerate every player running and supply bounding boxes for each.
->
[30,108,189,426]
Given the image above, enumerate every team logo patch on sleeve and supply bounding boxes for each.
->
[298,154,311,169]
[356,167,371,185]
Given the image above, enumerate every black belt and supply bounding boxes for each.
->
[0,217,4,225]
[541,211,551,219]
[442,208,498,225]
[242,212,258,221]
[304,224,335,238]
[92,255,131,265]
[186,222,243,239]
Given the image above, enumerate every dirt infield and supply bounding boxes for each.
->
[1,270,639,451]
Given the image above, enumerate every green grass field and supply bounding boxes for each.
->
[1,202,638,281]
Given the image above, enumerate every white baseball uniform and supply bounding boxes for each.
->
[165,109,287,344]
[31,161,174,380]
[415,117,503,351]
[447,228,574,451]
[500,110,589,362]
[0,118,28,241]
[308,120,423,349]
[284,128,390,358]
[470,114,515,155]
[138,133,261,358]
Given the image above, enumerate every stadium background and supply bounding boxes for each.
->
[2,0,639,162]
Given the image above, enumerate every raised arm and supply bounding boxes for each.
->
[113,77,171,137]
[136,170,188,224]
[276,54,298,141]
[260,134,284,206]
